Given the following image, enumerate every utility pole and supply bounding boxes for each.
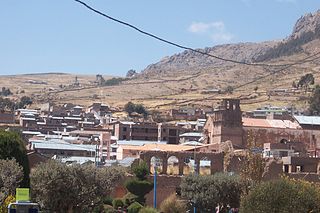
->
[153,158,160,209]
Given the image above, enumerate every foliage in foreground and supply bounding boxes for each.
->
[0,159,23,203]
[31,161,125,213]
[181,173,243,213]
[160,193,186,213]
[0,130,30,187]
[125,161,153,205]
[240,178,320,213]
[127,201,143,213]
[139,207,159,213]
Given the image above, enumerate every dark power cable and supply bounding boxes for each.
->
[74,0,300,68]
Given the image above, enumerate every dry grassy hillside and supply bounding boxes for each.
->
[1,45,319,113]
[1,11,320,112]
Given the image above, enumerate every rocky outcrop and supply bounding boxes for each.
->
[140,10,320,77]
[291,9,320,39]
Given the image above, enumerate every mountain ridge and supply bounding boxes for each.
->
[141,9,320,77]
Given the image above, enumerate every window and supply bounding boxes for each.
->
[123,127,127,132]
[169,129,177,136]
[296,165,304,173]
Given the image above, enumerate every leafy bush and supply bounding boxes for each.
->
[102,196,113,205]
[160,193,186,213]
[0,87,12,96]
[309,84,320,115]
[0,130,30,187]
[31,161,125,212]
[0,159,23,204]
[123,193,139,206]
[104,205,117,213]
[132,161,149,180]
[181,173,243,212]
[104,77,127,86]
[124,102,148,117]
[0,195,15,213]
[127,201,143,213]
[125,179,153,204]
[139,207,158,213]
[112,198,124,209]
[240,178,320,213]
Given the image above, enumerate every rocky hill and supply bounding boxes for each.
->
[141,10,320,77]
[2,10,320,112]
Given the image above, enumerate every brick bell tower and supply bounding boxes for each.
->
[206,99,243,147]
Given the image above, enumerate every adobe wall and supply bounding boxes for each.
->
[111,175,182,208]
[145,176,182,208]
[140,151,224,176]
[243,127,320,150]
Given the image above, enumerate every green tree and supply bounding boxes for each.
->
[181,173,243,213]
[240,178,320,213]
[125,161,153,205]
[309,85,320,115]
[124,102,148,117]
[0,87,12,97]
[224,86,234,94]
[31,161,125,212]
[132,161,149,180]
[135,104,148,117]
[16,96,32,109]
[124,102,136,115]
[160,193,186,213]
[241,130,265,194]
[0,130,29,187]
[0,159,23,205]
[298,73,314,92]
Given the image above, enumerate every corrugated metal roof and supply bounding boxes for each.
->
[179,132,203,137]
[294,115,320,126]
[117,140,167,146]
[31,141,96,151]
[180,141,204,146]
[243,118,299,129]
[60,156,96,164]
[119,144,197,152]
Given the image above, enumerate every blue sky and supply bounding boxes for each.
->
[1,0,320,76]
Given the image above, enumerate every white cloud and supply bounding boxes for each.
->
[188,21,234,43]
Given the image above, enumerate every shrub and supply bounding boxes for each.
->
[0,130,30,187]
[104,205,117,213]
[160,193,186,213]
[139,207,158,213]
[181,173,243,212]
[240,178,320,213]
[112,198,124,209]
[123,193,139,206]
[125,179,153,204]
[132,161,149,180]
[102,196,113,205]
[127,201,143,213]
[31,161,124,212]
